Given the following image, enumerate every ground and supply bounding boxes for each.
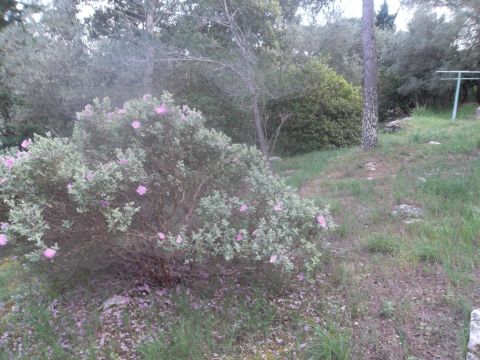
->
[1,104,479,359]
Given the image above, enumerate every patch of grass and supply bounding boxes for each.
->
[304,322,351,360]
[364,234,400,255]
[380,300,396,319]
[274,148,351,188]
[139,296,215,360]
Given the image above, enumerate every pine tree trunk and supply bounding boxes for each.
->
[143,1,155,94]
[361,0,379,149]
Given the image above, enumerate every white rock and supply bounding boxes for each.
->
[468,309,480,359]
[391,204,423,219]
[428,141,441,145]
[102,295,130,311]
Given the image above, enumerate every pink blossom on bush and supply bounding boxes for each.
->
[0,234,8,246]
[239,204,248,212]
[158,232,166,240]
[297,272,305,281]
[21,138,32,149]
[100,199,109,208]
[85,173,94,181]
[176,235,183,244]
[273,203,283,211]
[83,104,94,117]
[235,233,244,241]
[269,254,278,264]
[143,94,152,101]
[117,108,127,115]
[131,120,141,129]
[43,248,56,259]
[118,158,128,165]
[4,157,15,169]
[316,214,327,229]
[1,222,9,230]
[155,105,167,115]
[136,185,147,195]
[67,182,74,190]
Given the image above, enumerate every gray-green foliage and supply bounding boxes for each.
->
[0,93,332,281]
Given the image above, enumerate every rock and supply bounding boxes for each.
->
[391,204,423,219]
[476,107,480,119]
[428,141,441,145]
[468,309,480,360]
[365,162,376,171]
[102,295,130,311]
[383,117,411,133]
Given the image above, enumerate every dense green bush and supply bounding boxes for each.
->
[267,61,362,155]
[0,93,333,283]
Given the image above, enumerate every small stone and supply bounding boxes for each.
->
[468,309,480,359]
[391,204,423,219]
[383,117,411,133]
[102,295,130,311]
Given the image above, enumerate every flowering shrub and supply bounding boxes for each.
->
[0,93,333,282]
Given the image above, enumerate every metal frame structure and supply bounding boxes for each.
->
[436,71,480,121]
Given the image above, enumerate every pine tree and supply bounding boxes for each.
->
[375,0,397,30]
[362,0,378,150]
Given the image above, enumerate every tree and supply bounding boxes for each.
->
[375,0,397,30]
[361,0,378,149]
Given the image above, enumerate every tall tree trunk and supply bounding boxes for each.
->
[361,0,378,149]
[143,0,155,94]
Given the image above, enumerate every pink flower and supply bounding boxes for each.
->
[83,104,94,117]
[239,204,248,212]
[131,120,141,129]
[85,173,94,181]
[143,94,152,101]
[67,182,73,191]
[100,199,109,208]
[136,185,147,195]
[43,248,56,259]
[316,214,327,229]
[21,138,32,149]
[158,232,166,240]
[176,235,183,244]
[297,273,305,282]
[235,233,244,241]
[155,105,167,115]
[269,255,278,264]
[118,158,128,165]
[1,222,9,231]
[273,203,283,211]
[4,157,15,169]
[117,108,127,115]
[0,234,8,246]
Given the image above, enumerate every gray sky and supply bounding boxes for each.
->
[338,0,412,30]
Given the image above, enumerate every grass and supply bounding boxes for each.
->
[364,234,401,255]
[304,322,351,360]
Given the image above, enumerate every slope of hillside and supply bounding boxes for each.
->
[276,104,480,359]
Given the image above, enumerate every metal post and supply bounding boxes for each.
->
[452,72,462,122]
